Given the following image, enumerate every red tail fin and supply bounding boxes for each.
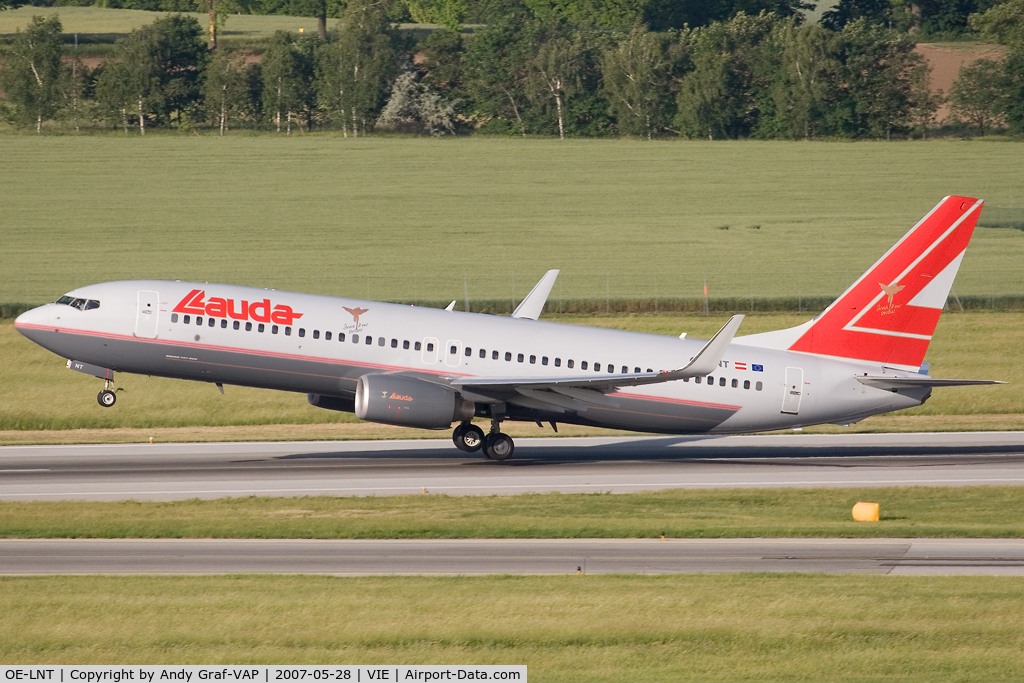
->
[788,196,982,369]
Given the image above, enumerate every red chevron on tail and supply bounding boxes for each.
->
[788,196,983,369]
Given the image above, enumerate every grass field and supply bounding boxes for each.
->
[3,574,1024,681]
[3,487,1024,538]
[0,6,340,45]
[2,311,1020,432]
[1,138,1023,308]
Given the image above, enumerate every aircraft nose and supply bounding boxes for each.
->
[14,304,56,340]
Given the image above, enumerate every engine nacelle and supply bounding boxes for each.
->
[355,374,475,429]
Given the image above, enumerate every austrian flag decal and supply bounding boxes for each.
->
[173,289,303,325]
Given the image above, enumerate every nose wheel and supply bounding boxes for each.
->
[96,378,118,408]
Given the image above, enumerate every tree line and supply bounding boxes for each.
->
[2,0,1023,137]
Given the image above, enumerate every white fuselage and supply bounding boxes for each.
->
[15,280,928,435]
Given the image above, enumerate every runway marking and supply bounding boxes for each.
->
[4,476,1024,497]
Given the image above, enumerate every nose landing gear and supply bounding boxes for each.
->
[96,378,118,408]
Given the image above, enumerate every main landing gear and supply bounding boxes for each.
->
[452,419,515,461]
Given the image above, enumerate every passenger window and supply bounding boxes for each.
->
[530,355,536,364]
[209,318,215,327]
[581,361,588,370]
[415,341,422,351]
[554,358,561,367]
[647,369,653,373]
[404,340,410,349]
[427,342,435,352]
[245,322,252,331]
[171,314,179,323]
[594,363,600,371]
[707,376,714,384]
[756,381,763,391]
[324,331,331,340]
[258,324,265,333]
[196,317,203,326]
[695,377,702,384]
[286,327,293,336]
[183,315,190,324]
[634,367,640,373]
[394,339,400,349]
[313,330,320,339]
[683,377,690,382]
[465,347,472,356]
[542,357,548,366]
[297,328,304,337]
[451,345,458,355]
[353,334,359,343]
[567,360,574,368]
[492,351,499,360]
[368,336,375,345]
[505,352,512,361]
[517,353,524,363]
[378,337,384,346]
[338,333,345,342]
[221,319,227,329]
[233,321,240,330]
[732,379,738,388]
[720,377,726,386]
[744,380,750,389]
[272,325,279,334]
[479,349,486,359]
[609,365,616,374]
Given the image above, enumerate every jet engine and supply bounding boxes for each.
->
[355,374,475,429]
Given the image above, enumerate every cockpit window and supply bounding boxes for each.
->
[55,295,100,311]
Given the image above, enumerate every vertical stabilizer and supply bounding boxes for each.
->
[789,196,982,368]
[737,196,983,370]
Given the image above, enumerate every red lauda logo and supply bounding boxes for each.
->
[173,289,303,325]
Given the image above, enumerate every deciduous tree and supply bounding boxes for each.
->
[0,15,66,133]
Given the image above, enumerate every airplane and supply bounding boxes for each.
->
[15,196,1002,460]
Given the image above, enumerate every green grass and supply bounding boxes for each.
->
[2,311,1020,432]
[1,138,1023,307]
[0,6,337,45]
[2,574,1024,681]
[3,487,1024,539]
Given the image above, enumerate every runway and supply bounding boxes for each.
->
[4,538,1024,575]
[3,432,1024,500]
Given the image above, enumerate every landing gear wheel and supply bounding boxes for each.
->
[453,423,485,452]
[97,389,116,407]
[483,432,514,461]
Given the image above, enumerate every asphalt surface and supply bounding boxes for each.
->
[3,538,1024,575]
[2,432,1024,500]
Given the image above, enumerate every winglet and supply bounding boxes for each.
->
[674,315,744,377]
[512,270,559,320]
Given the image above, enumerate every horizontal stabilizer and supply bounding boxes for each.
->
[856,376,1005,390]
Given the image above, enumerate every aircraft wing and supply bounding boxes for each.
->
[450,315,744,411]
